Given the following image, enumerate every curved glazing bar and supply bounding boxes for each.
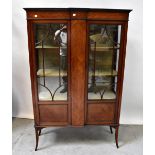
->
[34,23,68,101]
[88,24,121,100]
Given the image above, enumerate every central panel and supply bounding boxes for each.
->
[71,19,86,126]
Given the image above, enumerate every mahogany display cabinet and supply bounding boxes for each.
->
[24,8,132,150]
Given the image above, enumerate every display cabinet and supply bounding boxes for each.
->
[24,8,131,150]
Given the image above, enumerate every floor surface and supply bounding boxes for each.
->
[12,118,143,155]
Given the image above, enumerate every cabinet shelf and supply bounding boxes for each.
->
[35,45,119,51]
[35,45,59,49]
[37,69,117,77]
[90,46,119,51]
[37,69,67,77]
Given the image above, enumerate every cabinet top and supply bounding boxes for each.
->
[24,8,132,21]
[23,8,132,13]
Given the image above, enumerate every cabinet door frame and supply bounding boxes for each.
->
[85,20,128,124]
[27,19,71,126]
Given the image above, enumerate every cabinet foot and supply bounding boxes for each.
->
[35,127,39,151]
[115,126,119,148]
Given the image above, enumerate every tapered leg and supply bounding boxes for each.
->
[110,126,113,134]
[115,126,119,148]
[35,128,39,151]
[38,128,42,136]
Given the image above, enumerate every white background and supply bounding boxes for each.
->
[12,0,143,124]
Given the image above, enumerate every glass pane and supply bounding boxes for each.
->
[34,24,68,101]
[88,24,121,100]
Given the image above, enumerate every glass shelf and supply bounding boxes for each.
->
[37,69,117,77]
[89,69,117,76]
[90,45,120,51]
[35,45,119,51]
[37,68,67,77]
[35,45,59,49]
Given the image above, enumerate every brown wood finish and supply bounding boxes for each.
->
[39,104,68,123]
[25,8,131,150]
[71,19,86,126]
[70,11,87,19]
[29,19,72,126]
[87,11,129,21]
[115,126,119,148]
[87,103,115,123]
[26,11,70,20]
[116,22,129,124]
[84,20,122,126]
[27,20,40,125]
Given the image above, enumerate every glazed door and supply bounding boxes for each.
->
[32,21,71,125]
[86,21,123,124]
